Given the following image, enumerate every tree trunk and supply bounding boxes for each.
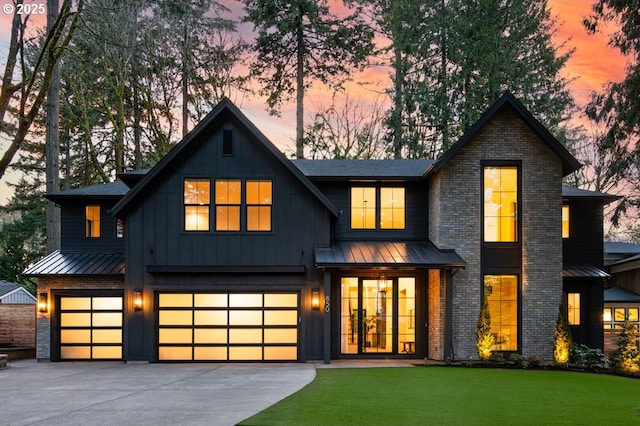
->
[182,23,189,138]
[45,0,61,253]
[295,23,305,159]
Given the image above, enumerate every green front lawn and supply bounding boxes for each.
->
[240,366,640,425]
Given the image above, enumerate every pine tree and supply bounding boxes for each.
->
[553,296,572,366]
[610,318,640,375]
[476,292,494,361]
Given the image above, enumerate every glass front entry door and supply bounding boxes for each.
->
[340,277,415,355]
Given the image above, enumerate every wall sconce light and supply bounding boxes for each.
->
[38,292,48,313]
[311,289,320,310]
[133,289,143,311]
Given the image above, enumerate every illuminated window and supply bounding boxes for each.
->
[562,205,570,238]
[568,292,580,325]
[246,180,272,231]
[351,187,376,229]
[484,275,518,351]
[380,188,405,229]
[85,205,101,238]
[484,166,518,242]
[215,179,241,231]
[184,179,210,231]
[116,219,124,238]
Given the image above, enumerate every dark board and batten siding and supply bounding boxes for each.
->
[563,200,605,268]
[60,202,124,253]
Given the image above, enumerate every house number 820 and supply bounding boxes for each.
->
[325,296,330,313]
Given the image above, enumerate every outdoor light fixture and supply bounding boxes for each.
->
[133,289,143,311]
[311,289,320,310]
[38,292,48,313]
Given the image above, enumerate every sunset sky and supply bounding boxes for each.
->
[0,0,630,204]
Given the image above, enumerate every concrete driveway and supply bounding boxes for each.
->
[1,359,315,426]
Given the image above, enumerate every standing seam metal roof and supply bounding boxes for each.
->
[22,251,125,276]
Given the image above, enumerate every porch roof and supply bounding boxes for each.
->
[315,241,466,269]
[562,264,610,279]
[22,251,125,277]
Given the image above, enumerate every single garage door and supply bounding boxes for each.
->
[58,296,123,360]
[158,292,299,361]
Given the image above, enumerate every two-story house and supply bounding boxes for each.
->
[24,93,610,363]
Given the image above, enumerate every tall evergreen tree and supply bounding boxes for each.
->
[242,0,374,158]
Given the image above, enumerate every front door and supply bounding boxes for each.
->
[340,276,415,355]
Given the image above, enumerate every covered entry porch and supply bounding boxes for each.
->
[315,241,465,363]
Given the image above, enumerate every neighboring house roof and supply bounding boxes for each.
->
[562,264,610,279]
[428,92,581,177]
[292,159,435,180]
[111,98,339,218]
[604,242,640,256]
[562,186,620,204]
[48,180,130,203]
[0,281,36,302]
[604,286,640,303]
[315,241,466,269]
[22,251,125,276]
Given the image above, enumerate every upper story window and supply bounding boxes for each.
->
[483,166,518,242]
[246,180,272,231]
[85,205,101,238]
[351,187,406,230]
[562,205,570,238]
[215,179,241,231]
[184,178,210,231]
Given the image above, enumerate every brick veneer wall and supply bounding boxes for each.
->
[427,269,443,360]
[429,106,563,361]
[36,276,124,360]
[0,304,36,346]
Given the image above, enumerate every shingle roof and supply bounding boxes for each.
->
[22,251,125,276]
[604,242,640,256]
[562,264,610,279]
[48,180,129,202]
[562,186,620,204]
[315,241,466,269]
[609,252,640,267]
[0,281,20,297]
[604,286,640,302]
[292,159,434,180]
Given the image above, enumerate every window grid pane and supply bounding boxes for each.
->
[483,167,518,242]
[380,188,405,229]
[568,293,581,325]
[247,180,272,231]
[215,180,241,231]
[484,275,518,351]
[184,179,210,231]
[86,205,101,238]
[351,187,376,229]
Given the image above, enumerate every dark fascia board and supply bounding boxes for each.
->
[426,92,582,178]
[111,99,339,218]
[562,186,621,205]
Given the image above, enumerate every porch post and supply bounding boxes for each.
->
[443,268,454,362]
[323,270,331,364]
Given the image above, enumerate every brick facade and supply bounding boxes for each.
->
[0,304,35,346]
[36,276,123,360]
[427,269,443,360]
[429,106,563,361]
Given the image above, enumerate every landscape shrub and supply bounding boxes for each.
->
[569,344,608,369]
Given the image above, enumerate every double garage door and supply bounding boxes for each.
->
[158,292,299,361]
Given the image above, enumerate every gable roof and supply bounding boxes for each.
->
[428,92,581,177]
[111,99,339,218]
[604,286,640,303]
[0,281,36,302]
[562,186,620,204]
[293,159,434,180]
[48,180,129,203]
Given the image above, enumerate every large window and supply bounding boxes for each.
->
[484,275,518,351]
[483,166,518,242]
[351,187,405,230]
[246,180,272,231]
[568,292,581,325]
[85,205,101,238]
[562,205,570,238]
[184,179,210,231]
[215,179,240,231]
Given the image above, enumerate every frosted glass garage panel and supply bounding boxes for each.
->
[229,328,262,344]
[159,294,193,308]
[264,328,297,344]
[61,329,91,344]
[194,328,227,344]
[229,346,262,360]
[92,312,122,327]
[194,310,227,326]
[159,328,193,344]
[61,312,90,327]
[60,297,91,310]
[264,310,297,326]
[93,346,122,359]
[264,293,297,307]
[92,297,123,310]
[264,346,297,360]
[92,329,122,344]
[229,310,262,326]
[194,294,227,308]
[195,347,227,360]
[229,293,262,307]
[159,346,192,361]
[159,310,193,326]
[61,346,91,359]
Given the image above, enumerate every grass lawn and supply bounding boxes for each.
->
[239,366,640,425]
